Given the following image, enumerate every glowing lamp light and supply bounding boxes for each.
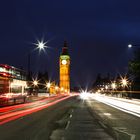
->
[111,82,116,90]
[128,44,132,48]
[101,88,104,91]
[97,89,101,93]
[121,78,128,87]
[65,89,67,92]
[55,86,59,90]
[105,85,108,90]
[34,39,48,53]
[38,42,45,49]
[33,80,38,86]
[46,82,51,88]
[61,87,64,91]
[79,90,91,100]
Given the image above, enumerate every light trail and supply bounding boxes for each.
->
[0,95,75,125]
[0,96,64,119]
[91,94,140,118]
[0,95,63,114]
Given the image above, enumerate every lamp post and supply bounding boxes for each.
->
[111,82,117,96]
[28,52,31,81]
[32,79,39,96]
[33,80,38,86]
[27,39,48,95]
[120,77,128,98]
[55,86,59,94]
[121,78,128,87]
[46,82,51,95]
[27,40,48,80]
[111,82,117,90]
[128,44,133,48]
[128,44,140,51]
[46,82,51,89]
[127,43,140,97]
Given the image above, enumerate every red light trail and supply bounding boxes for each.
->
[0,95,75,125]
[0,95,62,113]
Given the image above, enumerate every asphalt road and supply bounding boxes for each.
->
[50,99,114,140]
[3,93,138,140]
[0,95,71,125]
[0,96,79,140]
[0,95,115,140]
[86,96,140,140]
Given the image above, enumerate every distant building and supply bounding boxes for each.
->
[92,73,111,91]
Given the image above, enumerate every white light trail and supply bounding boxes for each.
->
[91,93,140,118]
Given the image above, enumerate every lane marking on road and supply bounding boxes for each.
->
[113,127,136,140]
[65,109,73,130]
[87,99,136,140]
[99,121,107,129]
[103,113,112,116]
[65,120,71,130]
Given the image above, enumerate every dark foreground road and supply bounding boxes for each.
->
[0,95,114,140]
[86,95,140,140]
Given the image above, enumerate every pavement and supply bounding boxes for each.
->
[26,93,50,102]
[0,93,57,106]
[50,100,114,140]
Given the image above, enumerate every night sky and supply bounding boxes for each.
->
[0,0,140,88]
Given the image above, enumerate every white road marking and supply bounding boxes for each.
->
[113,127,135,140]
[65,120,70,130]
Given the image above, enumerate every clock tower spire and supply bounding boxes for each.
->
[59,41,70,94]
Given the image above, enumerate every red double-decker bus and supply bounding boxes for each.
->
[0,64,28,104]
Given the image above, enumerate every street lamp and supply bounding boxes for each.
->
[32,79,39,96]
[111,82,117,90]
[45,82,51,94]
[28,39,48,80]
[97,89,101,93]
[61,87,64,92]
[121,78,128,87]
[55,86,59,91]
[46,82,51,88]
[128,44,140,49]
[34,40,48,53]
[33,80,38,86]
[128,44,132,48]
[105,85,108,90]
[120,77,129,97]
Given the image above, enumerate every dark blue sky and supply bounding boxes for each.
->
[0,0,140,87]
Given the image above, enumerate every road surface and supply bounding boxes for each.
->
[85,93,140,140]
[0,95,114,140]
[2,93,140,140]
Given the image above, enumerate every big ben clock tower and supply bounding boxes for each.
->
[59,41,70,93]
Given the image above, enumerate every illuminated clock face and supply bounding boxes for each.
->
[62,59,67,65]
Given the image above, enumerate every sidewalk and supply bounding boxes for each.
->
[0,93,57,106]
[27,93,56,102]
[50,101,114,140]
